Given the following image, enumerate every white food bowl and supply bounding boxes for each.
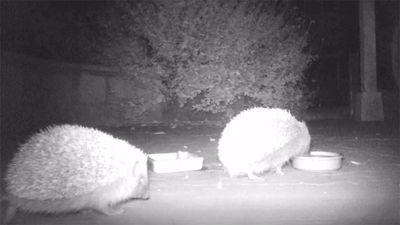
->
[291,151,344,171]
[149,151,204,173]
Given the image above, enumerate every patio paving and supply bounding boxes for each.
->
[2,120,399,225]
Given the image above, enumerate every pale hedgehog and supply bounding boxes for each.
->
[2,124,149,224]
[218,107,311,180]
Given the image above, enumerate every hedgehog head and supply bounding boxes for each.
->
[130,153,150,199]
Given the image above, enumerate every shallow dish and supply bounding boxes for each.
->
[149,151,204,173]
[291,151,344,171]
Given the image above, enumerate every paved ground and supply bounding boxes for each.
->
[1,120,399,225]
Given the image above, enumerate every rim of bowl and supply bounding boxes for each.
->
[295,151,343,160]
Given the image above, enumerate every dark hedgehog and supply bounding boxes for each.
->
[218,107,311,180]
[3,124,149,224]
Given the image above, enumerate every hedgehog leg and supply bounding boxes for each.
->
[247,172,264,181]
[275,166,284,176]
[95,204,124,216]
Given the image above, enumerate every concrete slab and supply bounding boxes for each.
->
[2,120,399,225]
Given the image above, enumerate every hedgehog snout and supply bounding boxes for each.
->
[131,159,150,199]
[135,175,150,200]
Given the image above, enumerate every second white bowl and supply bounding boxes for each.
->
[291,151,344,171]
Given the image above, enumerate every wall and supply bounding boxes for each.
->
[2,51,398,136]
[1,52,165,134]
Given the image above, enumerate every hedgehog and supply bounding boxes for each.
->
[218,107,311,180]
[2,124,149,224]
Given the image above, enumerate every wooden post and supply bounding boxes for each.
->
[348,53,360,118]
[355,0,384,121]
[392,3,400,89]
[392,2,400,126]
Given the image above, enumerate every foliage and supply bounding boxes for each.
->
[136,0,316,118]
[2,0,316,120]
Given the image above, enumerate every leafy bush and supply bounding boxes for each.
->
[97,0,315,120]
[137,0,316,119]
[90,1,170,118]
[2,0,316,121]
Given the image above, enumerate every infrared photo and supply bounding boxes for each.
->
[1,0,399,225]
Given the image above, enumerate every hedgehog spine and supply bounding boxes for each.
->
[3,124,149,224]
[218,107,311,180]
